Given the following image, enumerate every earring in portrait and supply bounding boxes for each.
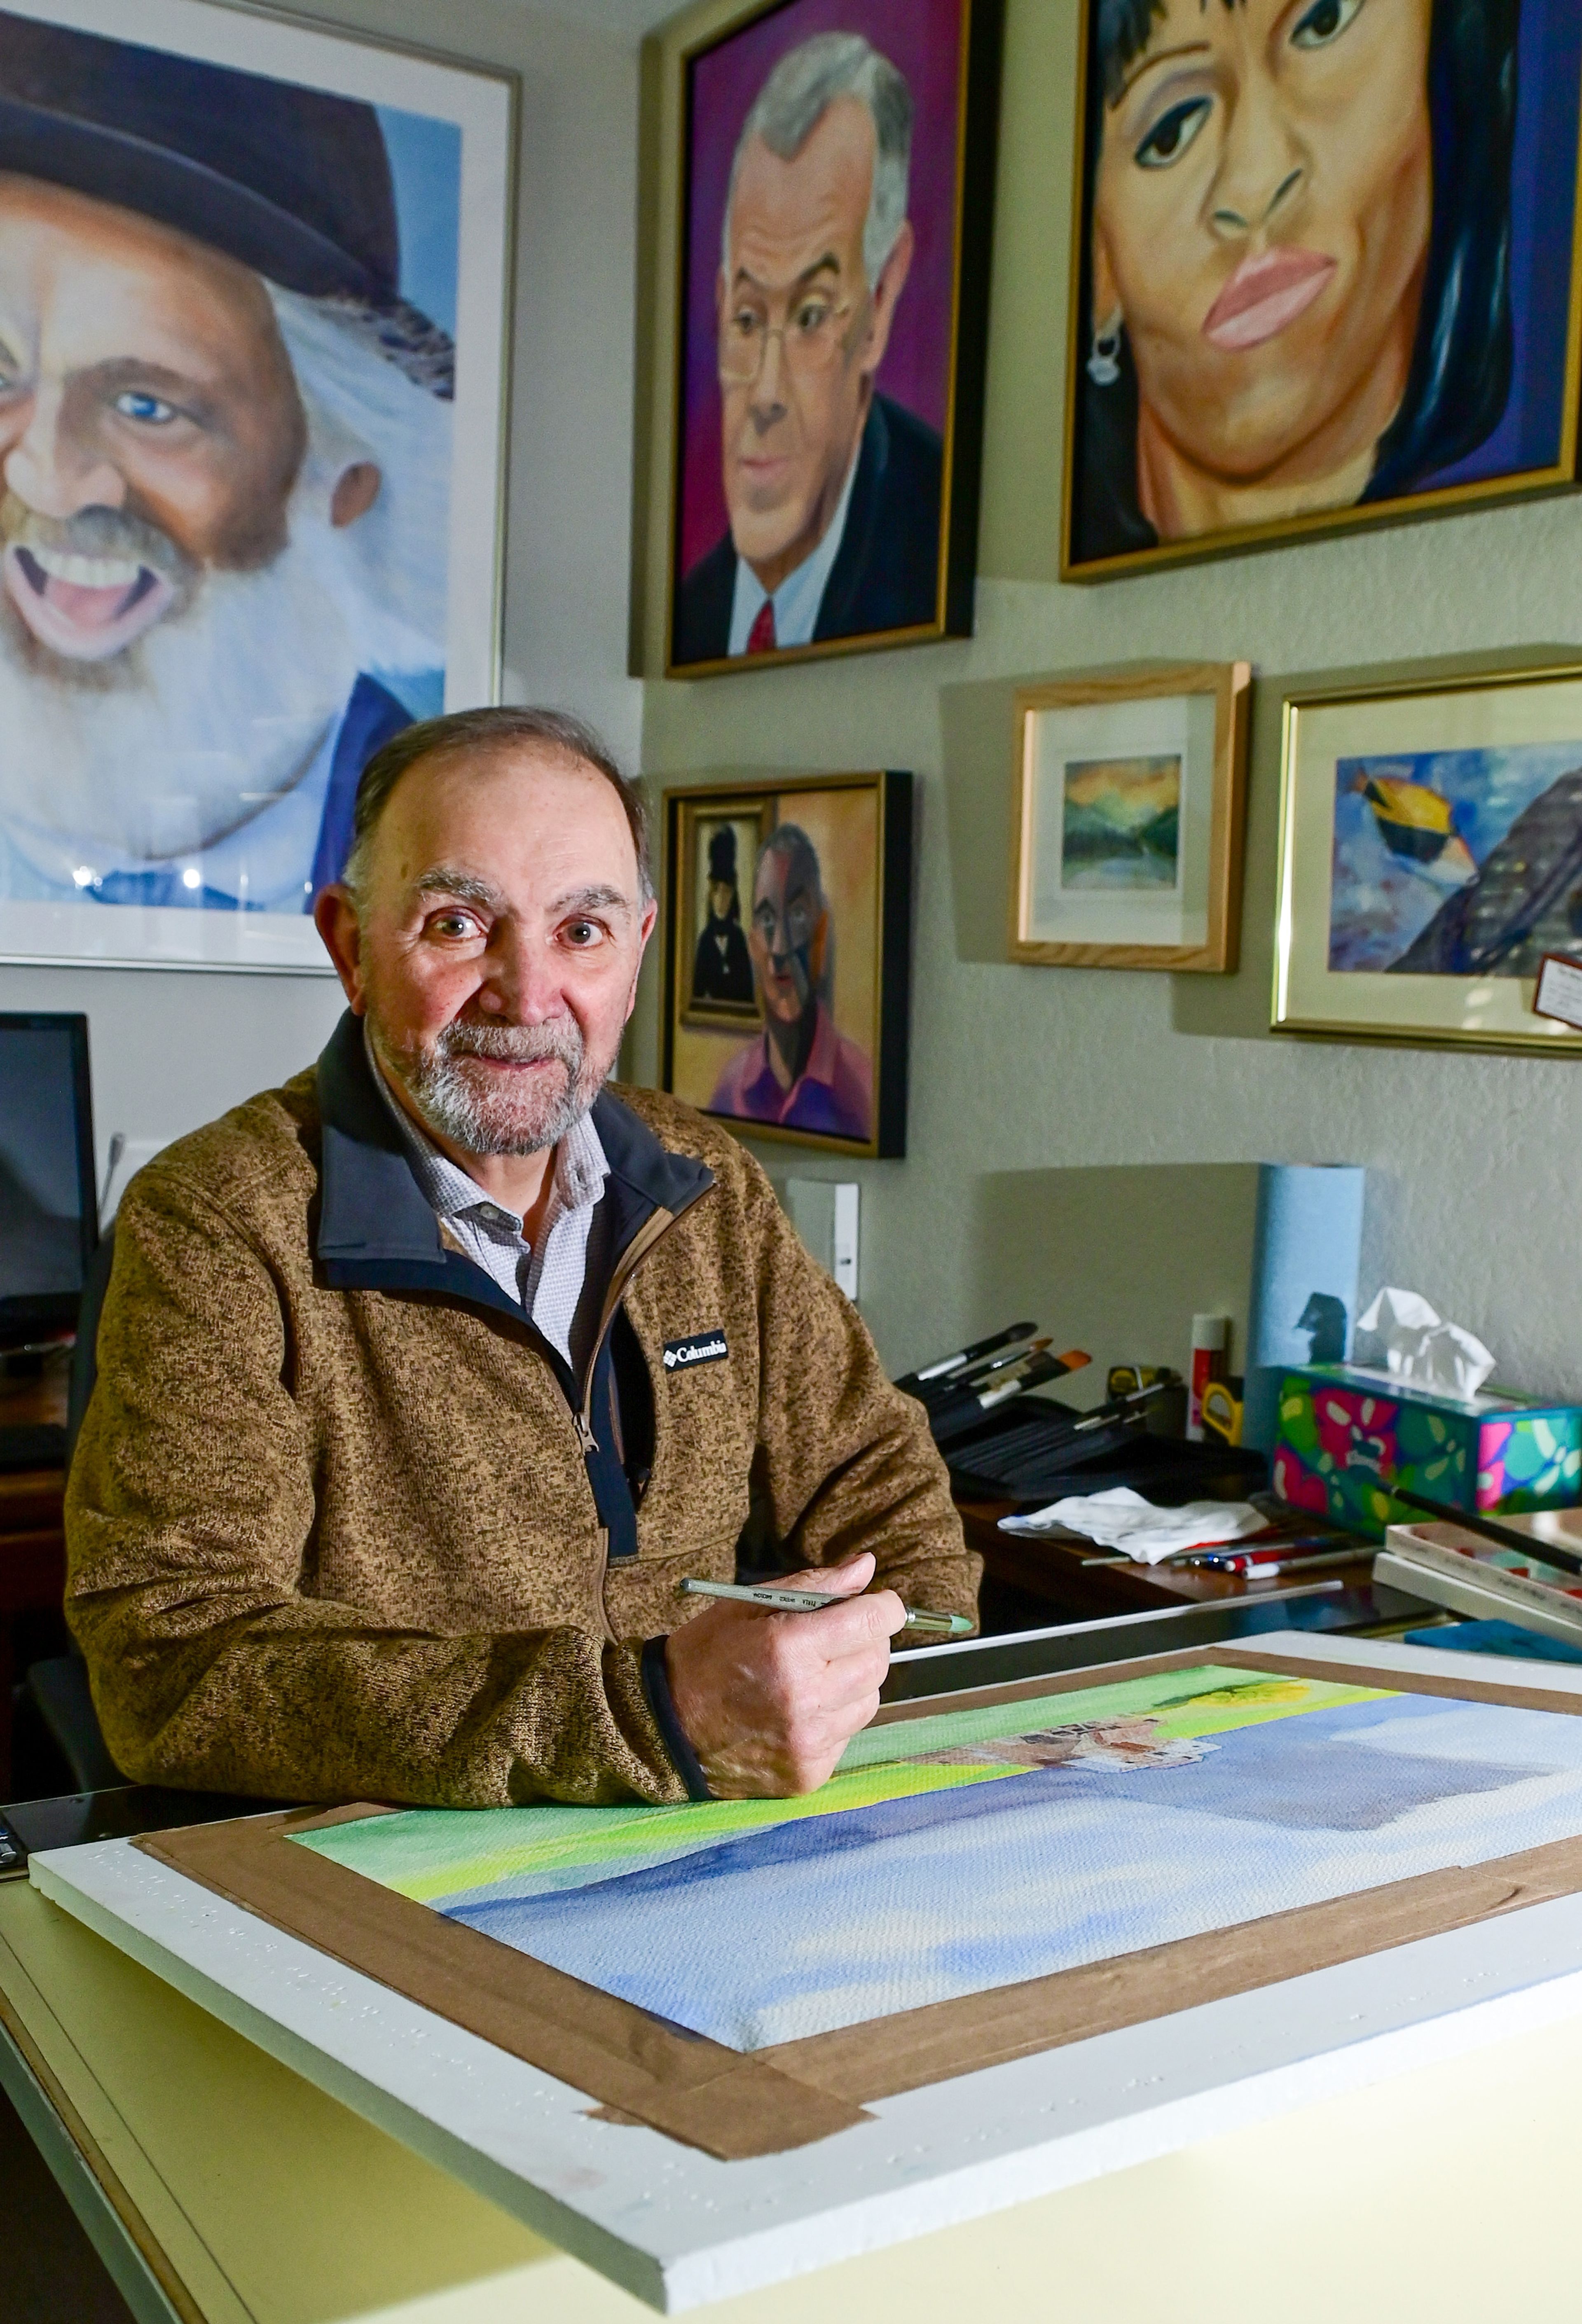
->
[662,773,913,1157]
[1062,0,1582,578]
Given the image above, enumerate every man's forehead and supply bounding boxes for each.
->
[728,98,875,285]
[382,748,638,892]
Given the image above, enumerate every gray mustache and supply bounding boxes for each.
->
[436,1021,583,1067]
[0,493,194,584]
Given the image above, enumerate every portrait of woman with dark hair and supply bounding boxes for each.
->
[1064,0,1582,574]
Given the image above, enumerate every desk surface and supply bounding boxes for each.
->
[26,1630,1582,2319]
[6,1741,1582,2324]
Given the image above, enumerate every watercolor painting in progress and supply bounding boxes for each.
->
[291,1663,1582,2053]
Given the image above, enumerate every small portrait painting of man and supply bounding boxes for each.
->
[667,0,999,673]
[1066,0,1582,574]
[663,773,911,1156]
[0,7,508,966]
[686,813,761,1018]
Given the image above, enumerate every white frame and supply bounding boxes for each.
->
[0,0,515,973]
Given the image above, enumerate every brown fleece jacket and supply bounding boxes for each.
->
[65,1029,976,1808]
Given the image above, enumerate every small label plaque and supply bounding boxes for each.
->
[1533,953,1582,1032]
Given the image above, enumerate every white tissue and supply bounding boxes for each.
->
[1355,1287,1496,1400]
[998,1486,1267,1564]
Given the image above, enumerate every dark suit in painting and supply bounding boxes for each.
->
[692,915,754,1005]
[673,395,942,666]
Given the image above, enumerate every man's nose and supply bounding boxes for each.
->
[475,923,567,1022]
[2,383,128,521]
[749,324,790,427]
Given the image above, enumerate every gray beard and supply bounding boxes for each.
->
[377,1015,604,1157]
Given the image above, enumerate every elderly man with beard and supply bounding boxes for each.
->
[64,708,978,1807]
[0,19,448,912]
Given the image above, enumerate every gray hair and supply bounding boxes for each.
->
[342,705,652,903]
[722,33,913,290]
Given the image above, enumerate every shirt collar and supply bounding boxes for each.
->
[728,431,863,656]
[363,1022,609,1230]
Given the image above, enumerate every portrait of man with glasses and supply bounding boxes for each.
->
[670,30,945,669]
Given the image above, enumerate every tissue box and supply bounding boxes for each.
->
[1273,1365,1582,1533]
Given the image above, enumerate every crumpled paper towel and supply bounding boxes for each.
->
[998,1486,1266,1564]
[1356,1287,1496,1400]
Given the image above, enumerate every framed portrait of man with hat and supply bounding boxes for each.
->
[0,0,514,972]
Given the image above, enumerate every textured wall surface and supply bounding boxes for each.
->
[633,0,1582,1394]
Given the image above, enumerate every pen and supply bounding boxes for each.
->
[1199,1547,1374,1578]
[678,1578,975,1637]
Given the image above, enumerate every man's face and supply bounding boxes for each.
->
[717,98,911,591]
[749,844,825,1029]
[708,877,735,920]
[319,748,657,1158]
[0,174,307,667]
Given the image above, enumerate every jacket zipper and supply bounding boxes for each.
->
[569,1186,713,1639]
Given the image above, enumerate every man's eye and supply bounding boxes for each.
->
[1135,95,1212,168]
[1291,0,1363,47]
[113,390,179,425]
[428,912,479,938]
[730,308,764,339]
[562,919,604,947]
[794,299,833,335]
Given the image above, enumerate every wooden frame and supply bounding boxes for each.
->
[655,0,1003,678]
[135,1644,1582,2162]
[1273,659,1582,1054]
[1009,662,1250,971]
[660,771,912,1158]
[1060,0,1582,583]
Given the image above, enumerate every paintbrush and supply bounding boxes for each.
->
[894,1321,1039,1398]
[927,1348,1091,1446]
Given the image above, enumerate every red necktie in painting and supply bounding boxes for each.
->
[746,600,776,655]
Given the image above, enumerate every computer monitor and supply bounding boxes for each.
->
[0,1012,98,1351]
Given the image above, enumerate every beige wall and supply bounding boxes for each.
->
[630,0,1582,1397]
[0,0,644,1186]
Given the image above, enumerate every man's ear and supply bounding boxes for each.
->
[331,462,382,528]
[859,219,915,379]
[314,883,368,1009]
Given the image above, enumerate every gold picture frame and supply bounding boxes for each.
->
[1009,662,1250,971]
[1274,660,1582,1054]
[1060,1,1582,582]
[640,0,1003,679]
[661,772,913,1157]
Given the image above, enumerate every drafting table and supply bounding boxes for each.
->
[7,1623,1582,2321]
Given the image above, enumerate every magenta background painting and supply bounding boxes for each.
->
[675,0,965,582]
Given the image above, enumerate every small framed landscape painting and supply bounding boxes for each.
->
[1275,663,1582,1054]
[664,0,1003,676]
[1009,664,1250,971]
[1062,0,1582,580]
[0,0,515,974]
[661,772,912,1157]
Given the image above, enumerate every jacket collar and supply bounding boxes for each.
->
[314,1009,714,1293]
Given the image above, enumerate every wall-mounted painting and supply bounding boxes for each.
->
[1010,663,1250,970]
[662,772,912,1157]
[1274,661,1582,1052]
[1062,0,1582,580]
[0,0,515,973]
[664,0,1002,677]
